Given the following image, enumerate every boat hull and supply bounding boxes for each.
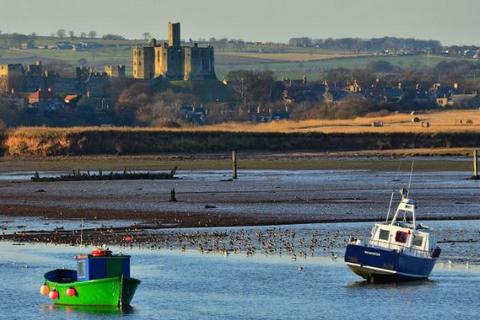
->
[344,244,437,282]
[45,274,140,307]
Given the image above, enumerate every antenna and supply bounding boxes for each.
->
[385,191,395,223]
[386,161,403,223]
[80,218,84,247]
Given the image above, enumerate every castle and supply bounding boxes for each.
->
[0,61,125,97]
[133,22,216,81]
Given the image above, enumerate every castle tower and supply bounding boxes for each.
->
[168,22,181,48]
[131,22,215,81]
[0,64,26,93]
[132,46,155,79]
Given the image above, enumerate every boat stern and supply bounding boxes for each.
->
[120,277,141,306]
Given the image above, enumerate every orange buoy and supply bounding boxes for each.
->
[40,285,50,296]
[49,290,59,300]
[66,287,76,297]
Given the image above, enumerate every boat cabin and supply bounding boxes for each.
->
[368,189,437,257]
[75,249,130,282]
[369,223,436,257]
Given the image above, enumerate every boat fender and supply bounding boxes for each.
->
[431,246,442,258]
[49,290,59,300]
[66,287,77,297]
[39,284,50,296]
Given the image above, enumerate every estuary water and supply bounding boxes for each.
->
[0,230,479,320]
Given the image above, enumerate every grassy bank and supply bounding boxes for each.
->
[4,126,480,157]
[0,155,476,172]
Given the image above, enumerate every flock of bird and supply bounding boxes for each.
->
[2,222,477,269]
[120,227,353,260]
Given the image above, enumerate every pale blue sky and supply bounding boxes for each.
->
[0,0,477,45]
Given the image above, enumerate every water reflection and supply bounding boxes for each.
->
[40,303,135,316]
[346,278,438,289]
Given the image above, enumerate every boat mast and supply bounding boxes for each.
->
[389,188,416,229]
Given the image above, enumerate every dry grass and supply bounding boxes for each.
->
[190,110,480,133]
[6,110,480,135]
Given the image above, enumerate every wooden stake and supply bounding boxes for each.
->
[474,149,478,178]
[232,150,238,179]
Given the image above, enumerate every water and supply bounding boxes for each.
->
[1,168,479,319]
[0,228,479,319]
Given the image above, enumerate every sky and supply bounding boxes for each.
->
[0,0,478,45]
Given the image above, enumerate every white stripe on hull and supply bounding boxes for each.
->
[346,262,428,278]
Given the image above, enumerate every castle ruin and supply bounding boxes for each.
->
[133,22,216,81]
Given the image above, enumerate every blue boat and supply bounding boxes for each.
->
[344,188,441,282]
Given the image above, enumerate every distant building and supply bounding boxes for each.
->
[133,22,216,81]
[27,88,63,110]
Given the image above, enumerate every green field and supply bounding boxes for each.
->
[215,54,474,80]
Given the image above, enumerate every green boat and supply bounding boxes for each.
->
[40,247,140,307]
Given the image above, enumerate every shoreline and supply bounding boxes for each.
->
[2,203,480,246]
[0,149,478,172]
[0,216,480,247]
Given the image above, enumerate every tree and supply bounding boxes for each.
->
[142,32,151,41]
[0,96,22,127]
[136,90,199,127]
[77,58,88,67]
[102,34,126,40]
[88,31,97,39]
[56,29,66,39]
[326,68,352,86]
[114,82,152,125]
[366,61,396,73]
[68,31,75,38]
[80,32,87,38]
[226,70,276,104]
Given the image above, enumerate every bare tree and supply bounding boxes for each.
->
[142,32,151,41]
[56,29,67,39]
[80,32,87,38]
[88,30,97,39]
[68,31,75,38]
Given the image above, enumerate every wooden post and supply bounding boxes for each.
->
[232,150,238,179]
[170,188,177,202]
[474,149,478,178]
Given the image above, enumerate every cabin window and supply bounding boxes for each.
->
[77,261,86,278]
[379,229,390,241]
[412,235,424,247]
[395,231,409,243]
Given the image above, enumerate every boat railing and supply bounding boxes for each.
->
[368,239,432,258]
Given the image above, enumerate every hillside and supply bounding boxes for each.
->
[1,34,475,80]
